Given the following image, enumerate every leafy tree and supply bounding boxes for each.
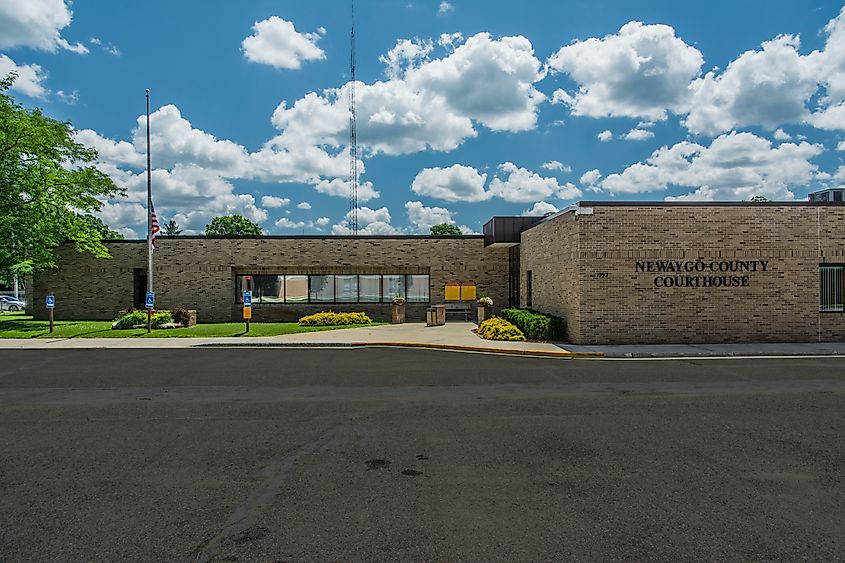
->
[163,219,182,236]
[749,195,769,202]
[204,215,262,236]
[0,73,124,283]
[430,223,462,236]
[79,214,124,240]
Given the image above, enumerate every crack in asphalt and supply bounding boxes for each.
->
[186,427,336,563]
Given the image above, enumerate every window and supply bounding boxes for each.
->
[382,275,405,302]
[233,274,429,304]
[820,265,844,312]
[310,275,335,302]
[526,270,533,307]
[335,275,358,302]
[406,275,429,302]
[285,275,308,303]
[256,275,284,303]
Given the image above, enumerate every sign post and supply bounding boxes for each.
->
[243,290,252,332]
[45,293,55,334]
[145,291,155,333]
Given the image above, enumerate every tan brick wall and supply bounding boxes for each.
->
[521,205,845,344]
[31,237,509,323]
[519,212,581,341]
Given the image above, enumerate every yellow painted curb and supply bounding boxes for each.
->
[355,341,603,358]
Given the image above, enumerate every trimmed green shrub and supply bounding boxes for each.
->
[298,311,372,326]
[501,308,564,341]
[112,310,173,329]
[477,317,525,341]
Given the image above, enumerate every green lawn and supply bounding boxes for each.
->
[0,312,384,339]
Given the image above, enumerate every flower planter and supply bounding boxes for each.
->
[391,302,406,324]
[477,305,491,324]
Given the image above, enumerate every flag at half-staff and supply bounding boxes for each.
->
[149,201,160,250]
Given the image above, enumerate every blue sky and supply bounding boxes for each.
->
[2,0,845,236]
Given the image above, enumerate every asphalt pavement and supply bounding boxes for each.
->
[1,349,843,561]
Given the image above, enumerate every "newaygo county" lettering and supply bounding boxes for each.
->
[635,260,769,288]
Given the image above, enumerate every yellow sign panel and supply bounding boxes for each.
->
[460,284,477,301]
[243,306,252,319]
[444,284,461,301]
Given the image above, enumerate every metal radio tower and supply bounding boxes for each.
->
[348,0,359,235]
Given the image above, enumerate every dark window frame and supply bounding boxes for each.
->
[820,264,845,312]
[233,274,429,305]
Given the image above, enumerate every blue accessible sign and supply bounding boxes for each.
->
[243,290,252,307]
[45,295,55,309]
[145,291,155,309]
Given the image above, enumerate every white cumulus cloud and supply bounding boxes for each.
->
[0,55,48,98]
[548,21,703,121]
[623,128,655,141]
[489,162,582,203]
[242,16,326,70]
[601,132,823,201]
[271,32,545,156]
[0,0,87,53]
[684,35,820,135]
[405,200,455,232]
[313,178,379,202]
[411,164,490,202]
[597,130,613,142]
[261,196,290,208]
[275,217,308,229]
[579,169,602,186]
[541,160,571,173]
[331,206,399,235]
[522,201,560,216]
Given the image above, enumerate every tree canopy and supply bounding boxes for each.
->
[430,223,462,236]
[204,215,263,236]
[79,214,124,240]
[0,73,124,283]
[163,219,182,236]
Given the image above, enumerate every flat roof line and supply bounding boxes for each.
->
[577,200,845,207]
[100,235,485,242]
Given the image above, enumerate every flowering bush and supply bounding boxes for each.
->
[298,311,372,326]
[112,310,173,329]
[477,317,525,341]
[478,296,493,307]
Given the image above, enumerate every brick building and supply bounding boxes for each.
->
[517,202,845,344]
[30,202,845,344]
[31,236,509,324]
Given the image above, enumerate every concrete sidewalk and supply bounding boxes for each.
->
[2,322,844,358]
[0,322,580,358]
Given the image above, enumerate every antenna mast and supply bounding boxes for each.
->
[348,0,358,235]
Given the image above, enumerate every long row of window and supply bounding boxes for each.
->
[235,274,430,304]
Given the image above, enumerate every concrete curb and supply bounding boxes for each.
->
[607,350,845,359]
[194,340,601,358]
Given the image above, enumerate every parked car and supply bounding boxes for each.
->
[0,296,26,311]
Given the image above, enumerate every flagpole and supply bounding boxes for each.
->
[145,89,153,332]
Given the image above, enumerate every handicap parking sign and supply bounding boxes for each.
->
[145,291,155,309]
[243,290,252,307]
[45,295,55,309]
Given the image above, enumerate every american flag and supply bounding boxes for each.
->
[150,201,160,250]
